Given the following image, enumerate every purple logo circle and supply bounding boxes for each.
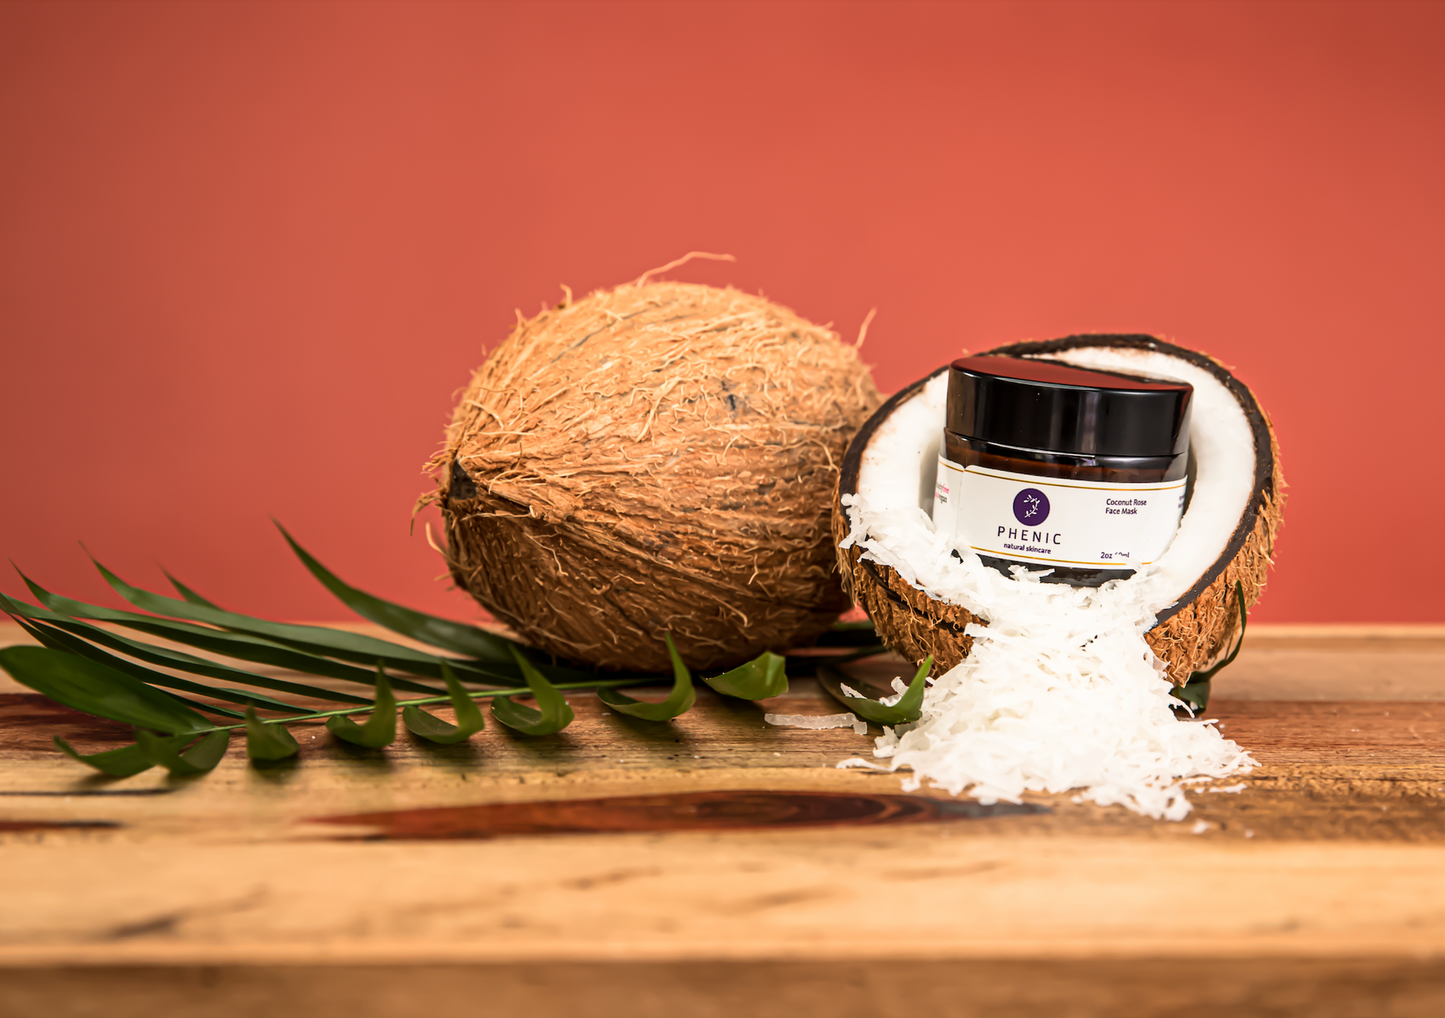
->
[1013,487,1050,526]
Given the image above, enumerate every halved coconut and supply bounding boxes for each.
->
[831,334,1284,685]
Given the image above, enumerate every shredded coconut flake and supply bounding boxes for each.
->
[878,677,911,706]
[840,491,1256,822]
[841,678,910,708]
[836,756,885,770]
[765,712,861,731]
[1207,783,1249,794]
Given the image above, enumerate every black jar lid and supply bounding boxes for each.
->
[946,355,1193,458]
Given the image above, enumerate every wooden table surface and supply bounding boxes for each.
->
[2,620,1444,1017]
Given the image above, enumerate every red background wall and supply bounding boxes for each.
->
[1,1,1441,624]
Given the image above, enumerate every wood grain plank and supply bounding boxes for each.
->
[3,621,1445,1015]
[4,958,1445,1018]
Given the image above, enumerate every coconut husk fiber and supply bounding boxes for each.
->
[428,269,881,672]
[832,334,1286,686]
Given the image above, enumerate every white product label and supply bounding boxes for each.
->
[932,459,1186,571]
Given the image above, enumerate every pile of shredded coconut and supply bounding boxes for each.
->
[836,490,1255,821]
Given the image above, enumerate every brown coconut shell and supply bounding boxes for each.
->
[831,334,1285,685]
[428,278,881,672]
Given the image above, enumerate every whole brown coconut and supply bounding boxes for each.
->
[429,274,880,672]
[832,335,1285,686]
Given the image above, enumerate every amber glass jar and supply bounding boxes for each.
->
[932,356,1193,586]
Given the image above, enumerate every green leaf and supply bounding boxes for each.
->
[1187,581,1248,684]
[162,569,223,609]
[0,646,209,735]
[276,522,524,664]
[78,557,454,690]
[135,728,231,776]
[819,656,932,726]
[2,606,319,716]
[402,661,486,744]
[491,646,575,736]
[1170,678,1211,713]
[8,615,246,721]
[245,705,301,761]
[597,634,697,721]
[56,622,347,707]
[53,736,170,778]
[326,666,398,748]
[1171,582,1246,714]
[21,564,567,689]
[11,575,444,694]
[702,650,788,700]
[109,619,430,695]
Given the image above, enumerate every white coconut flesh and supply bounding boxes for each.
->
[837,347,1263,820]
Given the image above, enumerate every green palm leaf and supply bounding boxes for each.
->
[84,556,457,684]
[162,570,224,609]
[597,634,696,721]
[819,656,931,726]
[1172,581,1248,713]
[135,728,228,775]
[0,646,209,735]
[22,567,460,693]
[26,629,245,722]
[491,646,574,735]
[53,736,174,778]
[702,650,788,700]
[245,706,301,761]
[136,728,232,776]
[2,603,329,713]
[276,522,524,665]
[85,556,586,687]
[326,667,398,748]
[402,661,485,744]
